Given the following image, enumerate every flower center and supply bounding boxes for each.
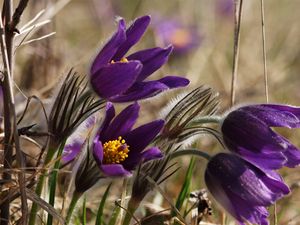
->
[110,57,129,64]
[103,136,130,164]
[170,29,192,48]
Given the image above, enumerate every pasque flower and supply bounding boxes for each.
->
[221,104,300,170]
[92,102,164,177]
[90,15,189,102]
[153,17,201,54]
[205,153,289,225]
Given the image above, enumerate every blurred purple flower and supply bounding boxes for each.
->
[216,0,234,18]
[153,18,202,54]
[205,153,289,225]
[221,104,300,170]
[90,15,189,102]
[92,102,164,177]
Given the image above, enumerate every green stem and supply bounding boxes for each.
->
[65,191,82,225]
[28,145,56,225]
[170,149,212,161]
[189,116,221,125]
[47,140,66,225]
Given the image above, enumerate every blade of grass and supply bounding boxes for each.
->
[46,139,66,225]
[95,183,113,225]
[174,157,195,217]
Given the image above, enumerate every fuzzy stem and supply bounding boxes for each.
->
[65,191,82,225]
[189,116,221,125]
[170,149,212,161]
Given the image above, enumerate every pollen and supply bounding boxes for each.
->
[103,136,130,164]
[110,57,129,64]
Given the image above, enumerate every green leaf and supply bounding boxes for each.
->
[173,157,196,216]
[47,139,67,225]
[95,182,112,225]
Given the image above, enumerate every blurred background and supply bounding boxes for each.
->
[11,0,300,224]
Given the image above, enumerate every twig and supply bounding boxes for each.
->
[21,31,56,45]
[230,0,244,106]
[10,0,29,31]
[0,0,29,224]
[260,0,269,103]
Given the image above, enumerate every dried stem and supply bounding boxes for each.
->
[230,0,244,106]
[0,0,29,224]
[260,0,269,103]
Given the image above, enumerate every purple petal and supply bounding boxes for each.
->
[283,144,300,167]
[62,142,82,163]
[205,170,238,220]
[100,164,132,177]
[237,148,287,170]
[242,104,300,128]
[125,119,164,152]
[258,169,290,195]
[122,147,163,171]
[91,19,126,74]
[91,60,142,99]
[156,76,190,88]
[93,136,103,164]
[141,147,163,161]
[127,46,173,81]
[208,154,280,206]
[113,15,151,60]
[110,76,189,103]
[62,114,97,163]
[101,102,140,141]
[205,153,287,225]
[110,80,169,102]
[222,110,291,169]
[98,102,115,137]
[226,192,269,225]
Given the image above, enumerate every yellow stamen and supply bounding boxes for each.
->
[103,136,129,164]
[110,57,129,64]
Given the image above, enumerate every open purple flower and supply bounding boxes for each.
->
[92,102,164,177]
[90,15,189,102]
[205,153,289,225]
[221,104,300,170]
[153,17,202,54]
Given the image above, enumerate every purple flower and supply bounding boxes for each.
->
[90,15,189,102]
[221,104,300,170]
[205,153,289,225]
[153,18,202,54]
[92,102,164,177]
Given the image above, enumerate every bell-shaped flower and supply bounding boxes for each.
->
[221,104,300,170]
[205,153,289,225]
[90,15,189,102]
[92,102,164,177]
